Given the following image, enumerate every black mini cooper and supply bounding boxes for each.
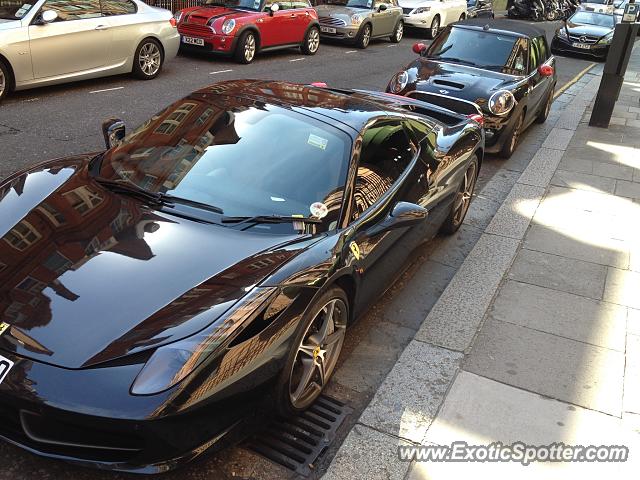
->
[387,19,557,158]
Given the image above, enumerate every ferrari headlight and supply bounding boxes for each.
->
[598,31,614,44]
[389,70,409,93]
[351,14,364,25]
[131,286,278,395]
[487,90,515,116]
[221,18,236,35]
[557,28,567,39]
[413,7,431,14]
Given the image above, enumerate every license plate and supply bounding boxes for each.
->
[572,42,591,50]
[0,355,14,385]
[182,36,205,46]
[320,26,336,34]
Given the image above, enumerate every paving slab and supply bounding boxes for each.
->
[550,169,617,193]
[466,319,625,416]
[518,148,564,188]
[485,184,545,240]
[489,280,627,351]
[628,308,640,336]
[508,249,607,300]
[415,234,519,352]
[615,179,640,200]
[624,334,640,415]
[414,372,638,480]
[592,161,635,181]
[523,224,629,269]
[462,193,502,231]
[322,424,411,480]
[541,128,575,151]
[543,185,636,217]
[476,169,522,203]
[604,267,640,310]
[358,341,463,443]
[557,156,594,174]
[427,225,483,270]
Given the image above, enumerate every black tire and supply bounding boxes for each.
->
[440,155,479,235]
[0,59,10,103]
[356,23,372,49]
[132,38,164,80]
[459,13,466,21]
[390,20,403,43]
[275,286,349,417]
[500,111,525,159]
[536,86,554,124]
[301,26,320,55]
[234,30,258,64]
[426,15,440,40]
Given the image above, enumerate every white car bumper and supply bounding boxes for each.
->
[402,12,436,28]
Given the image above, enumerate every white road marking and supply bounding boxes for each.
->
[90,87,124,94]
[209,69,233,74]
[289,58,305,62]
[345,50,357,54]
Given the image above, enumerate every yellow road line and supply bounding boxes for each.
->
[554,62,597,99]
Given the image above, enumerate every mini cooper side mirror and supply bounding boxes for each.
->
[370,202,428,236]
[270,3,280,15]
[412,42,427,55]
[378,3,387,11]
[538,65,554,77]
[101,118,126,150]
[40,10,58,24]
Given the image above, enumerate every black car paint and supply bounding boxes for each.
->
[550,16,613,59]
[386,20,558,153]
[0,81,483,473]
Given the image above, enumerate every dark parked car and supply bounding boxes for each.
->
[386,19,557,158]
[0,80,483,473]
[551,10,616,60]
[467,0,495,18]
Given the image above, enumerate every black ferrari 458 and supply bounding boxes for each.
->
[386,19,558,158]
[0,80,483,473]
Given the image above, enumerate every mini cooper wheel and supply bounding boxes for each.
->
[275,286,348,416]
[501,111,525,159]
[536,86,554,124]
[301,26,320,55]
[235,31,257,64]
[390,20,403,43]
[356,23,372,49]
[427,15,440,39]
[133,39,163,80]
[0,60,9,103]
[440,154,478,234]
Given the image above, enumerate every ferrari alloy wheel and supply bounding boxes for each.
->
[0,60,8,102]
[428,15,440,39]
[277,287,348,415]
[391,21,403,43]
[441,155,478,234]
[357,23,372,49]
[302,27,320,55]
[536,86,554,124]
[235,31,257,64]
[501,111,525,159]
[133,39,163,80]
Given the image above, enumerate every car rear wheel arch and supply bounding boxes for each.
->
[0,55,15,92]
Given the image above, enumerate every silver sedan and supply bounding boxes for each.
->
[0,0,180,102]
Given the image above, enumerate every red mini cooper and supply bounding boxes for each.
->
[176,0,321,64]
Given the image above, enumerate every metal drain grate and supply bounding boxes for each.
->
[247,395,353,476]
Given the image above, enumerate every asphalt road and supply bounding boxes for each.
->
[0,20,593,180]
[0,18,598,480]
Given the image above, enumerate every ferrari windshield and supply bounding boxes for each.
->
[204,0,262,10]
[0,0,37,19]
[98,96,351,226]
[570,12,615,27]
[427,27,529,75]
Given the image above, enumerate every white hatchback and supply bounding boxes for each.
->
[0,0,180,102]
[399,0,467,38]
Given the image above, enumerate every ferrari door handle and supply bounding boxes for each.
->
[95,24,110,30]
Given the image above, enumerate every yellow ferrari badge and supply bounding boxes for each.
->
[349,241,361,260]
[0,322,9,337]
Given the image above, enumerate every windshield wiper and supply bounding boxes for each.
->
[431,56,477,66]
[221,215,322,225]
[94,177,224,214]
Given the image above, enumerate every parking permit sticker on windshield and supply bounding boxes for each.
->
[308,133,328,151]
[310,202,328,219]
[254,0,260,8]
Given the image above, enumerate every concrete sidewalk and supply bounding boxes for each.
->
[323,49,640,479]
